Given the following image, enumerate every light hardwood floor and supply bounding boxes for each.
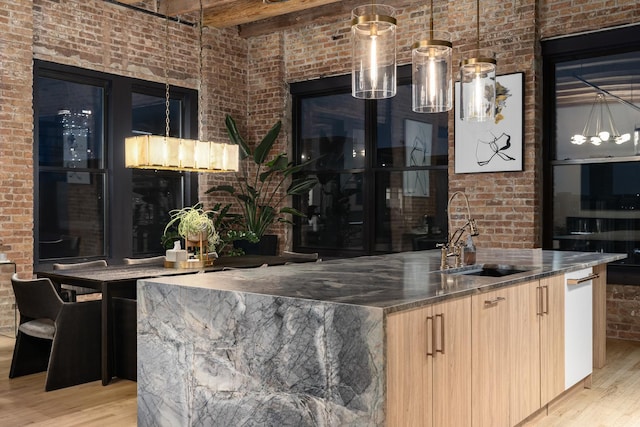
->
[1,334,639,426]
[527,338,640,427]
[0,334,136,426]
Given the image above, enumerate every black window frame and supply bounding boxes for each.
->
[33,60,198,269]
[542,24,640,285]
[291,64,449,258]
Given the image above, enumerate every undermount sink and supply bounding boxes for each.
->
[445,264,531,277]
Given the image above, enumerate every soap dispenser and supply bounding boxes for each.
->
[464,235,476,265]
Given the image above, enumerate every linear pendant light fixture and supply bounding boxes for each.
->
[459,0,496,122]
[125,10,238,173]
[571,92,632,146]
[351,3,397,99]
[412,0,452,113]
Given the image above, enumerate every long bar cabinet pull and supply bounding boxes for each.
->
[484,296,506,306]
[536,286,543,316]
[567,273,599,285]
[543,285,549,314]
[436,313,445,355]
[426,316,434,357]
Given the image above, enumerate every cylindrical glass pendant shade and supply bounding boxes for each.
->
[351,4,397,99]
[459,51,496,122]
[412,32,453,113]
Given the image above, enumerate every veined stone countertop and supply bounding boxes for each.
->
[137,249,625,426]
[139,248,625,314]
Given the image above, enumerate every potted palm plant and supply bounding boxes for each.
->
[206,114,317,255]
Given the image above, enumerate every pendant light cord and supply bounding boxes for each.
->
[198,0,204,141]
[476,0,480,52]
[164,16,170,139]
[429,0,434,38]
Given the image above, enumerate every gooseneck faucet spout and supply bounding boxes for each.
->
[438,191,479,269]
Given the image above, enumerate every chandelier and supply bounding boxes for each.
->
[570,92,632,146]
[125,6,238,172]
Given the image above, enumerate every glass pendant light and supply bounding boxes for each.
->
[351,3,397,99]
[459,0,496,122]
[412,0,452,113]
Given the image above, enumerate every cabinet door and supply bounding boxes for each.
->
[540,274,565,405]
[386,305,432,427]
[509,281,541,426]
[472,288,510,427]
[432,297,472,427]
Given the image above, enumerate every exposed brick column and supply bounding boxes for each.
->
[0,0,33,334]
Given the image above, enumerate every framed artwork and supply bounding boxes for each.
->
[454,72,524,173]
[403,119,433,197]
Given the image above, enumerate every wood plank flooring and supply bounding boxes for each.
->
[527,338,640,427]
[0,334,639,426]
[0,334,136,426]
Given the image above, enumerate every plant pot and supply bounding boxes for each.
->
[234,234,279,256]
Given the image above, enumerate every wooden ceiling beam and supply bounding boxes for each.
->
[238,0,358,37]
[158,0,234,17]
[201,0,343,28]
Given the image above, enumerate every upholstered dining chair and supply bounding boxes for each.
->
[122,255,165,265]
[9,274,101,391]
[52,259,108,301]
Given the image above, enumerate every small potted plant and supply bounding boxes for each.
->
[162,202,258,257]
[163,203,220,263]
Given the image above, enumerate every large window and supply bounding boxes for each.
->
[34,61,197,266]
[291,66,449,257]
[542,25,640,284]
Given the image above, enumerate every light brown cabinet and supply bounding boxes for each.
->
[472,287,511,427]
[472,276,565,427]
[539,274,565,405]
[387,272,583,427]
[386,296,472,427]
[509,280,541,426]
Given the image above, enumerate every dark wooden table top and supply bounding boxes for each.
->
[36,255,312,288]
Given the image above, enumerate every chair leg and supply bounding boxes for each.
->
[45,304,102,391]
[9,332,51,378]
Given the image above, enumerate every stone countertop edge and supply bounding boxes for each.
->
[136,249,626,316]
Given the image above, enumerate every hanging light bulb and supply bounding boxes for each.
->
[351,3,397,99]
[412,0,452,113]
[459,0,496,122]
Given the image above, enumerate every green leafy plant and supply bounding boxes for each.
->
[205,114,317,239]
[163,203,220,250]
[208,202,259,256]
[162,202,258,256]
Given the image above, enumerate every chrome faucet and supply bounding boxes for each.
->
[438,191,479,269]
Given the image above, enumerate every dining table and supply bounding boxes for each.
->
[36,254,315,385]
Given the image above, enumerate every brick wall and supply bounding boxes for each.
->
[607,284,640,341]
[256,0,546,251]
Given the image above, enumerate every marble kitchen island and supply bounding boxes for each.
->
[137,249,625,426]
